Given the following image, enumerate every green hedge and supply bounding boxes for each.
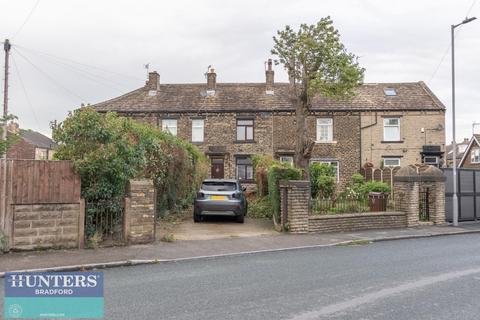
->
[267,164,302,223]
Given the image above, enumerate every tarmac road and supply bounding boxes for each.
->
[100,233,480,319]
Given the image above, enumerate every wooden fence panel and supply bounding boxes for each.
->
[1,159,81,205]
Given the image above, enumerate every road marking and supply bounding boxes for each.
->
[290,267,480,320]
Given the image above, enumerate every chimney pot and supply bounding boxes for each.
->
[7,122,20,134]
[207,68,216,92]
[146,71,160,91]
[265,58,274,94]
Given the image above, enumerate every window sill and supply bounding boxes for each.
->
[234,140,255,144]
[381,140,404,144]
[192,141,204,145]
[238,179,255,184]
[315,140,337,144]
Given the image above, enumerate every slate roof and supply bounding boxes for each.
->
[93,81,445,113]
[20,129,56,149]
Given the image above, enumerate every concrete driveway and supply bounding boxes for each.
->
[157,216,278,241]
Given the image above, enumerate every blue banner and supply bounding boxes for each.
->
[4,272,104,319]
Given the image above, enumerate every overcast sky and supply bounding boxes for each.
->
[1,0,479,142]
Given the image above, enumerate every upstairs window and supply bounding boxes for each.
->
[162,119,177,136]
[316,118,333,142]
[383,118,400,141]
[471,149,480,163]
[191,119,204,142]
[236,119,254,142]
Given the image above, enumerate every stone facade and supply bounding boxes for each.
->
[12,203,83,250]
[130,112,360,188]
[93,66,446,191]
[361,110,445,167]
[123,180,156,244]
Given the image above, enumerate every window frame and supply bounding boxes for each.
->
[191,119,204,143]
[35,148,48,160]
[235,156,254,181]
[279,155,294,166]
[236,118,254,142]
[423,156,439,165]
[162,119,178,136]
[383,117,401,142]
[471,148,480,164]
[310,159,340,182]
[316,118,333,143]
[383,157,401,167]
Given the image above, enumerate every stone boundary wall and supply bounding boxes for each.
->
[12,202,85,250]
[123,180,156,244]
[308,211,407,233]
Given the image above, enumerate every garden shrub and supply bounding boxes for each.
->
[310,162,336,198]
[53,107,208,231]
[267,164,302,223]
[252,155,277,197]
[360,181,391,194]
[247,196,273,219]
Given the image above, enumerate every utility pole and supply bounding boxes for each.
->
[1,39,10,233]
[2,39,11,158]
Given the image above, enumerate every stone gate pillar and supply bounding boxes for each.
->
[279,180,310,233]
[393,166,420,227]
[123,180,156,244]
[393,165,446,227]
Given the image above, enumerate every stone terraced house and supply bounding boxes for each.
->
[93,60,446,189]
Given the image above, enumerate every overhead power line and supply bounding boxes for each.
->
[11,55,40,127]
[13,47,87,103]
[11,0,41,39]
[15,44,145,82]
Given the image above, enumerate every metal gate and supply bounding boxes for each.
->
[443,168,480,222]
[419,187,430,221]
[85,198,124,246]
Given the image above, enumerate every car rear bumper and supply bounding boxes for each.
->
[194,199,244,216]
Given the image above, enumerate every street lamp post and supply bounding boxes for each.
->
[451,17,476,226]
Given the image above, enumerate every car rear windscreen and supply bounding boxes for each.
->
[202,182,237,191]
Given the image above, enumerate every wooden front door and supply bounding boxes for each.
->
[211,158,224,179]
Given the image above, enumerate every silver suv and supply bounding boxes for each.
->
[194,179,247,223]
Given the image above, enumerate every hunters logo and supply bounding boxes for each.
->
[4,272,104,319]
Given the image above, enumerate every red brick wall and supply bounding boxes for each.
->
[7,139,35,159]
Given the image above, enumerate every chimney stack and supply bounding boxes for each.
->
[207,68,216,92]
[265,59,274,94]
[146,71,160,91]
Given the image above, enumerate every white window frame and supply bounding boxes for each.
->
[383,117,401,142]
[316,118,333,142]
[35,148,48,160]
[383,157,401,167]
[310,159,339,182]
[423,156,439,165]
[162,119,178,136]
[471,149,480,164]
[279,155,294,166]
[191,119,204,142]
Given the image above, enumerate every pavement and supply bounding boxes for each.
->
[3,234,479,319]
[1,221,480,275]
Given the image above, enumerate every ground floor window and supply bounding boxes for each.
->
[279,155,294,166]
[236,156,253,181]
[383,157,401,167]
[310,159,339,182]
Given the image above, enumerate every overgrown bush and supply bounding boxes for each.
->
[53,108,208,228]
[267,164,302,224]
[310,162,336,198]
[252,155,277,197]
[247,196,273,219]
[341,173,390,199]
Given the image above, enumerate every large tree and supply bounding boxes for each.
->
[271,17,364,173]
